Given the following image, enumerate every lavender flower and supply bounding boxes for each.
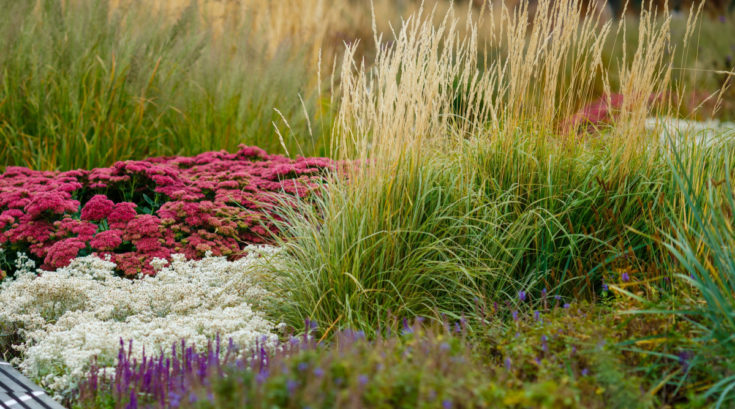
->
[256,369,269,383]
[677,351,693,370]
[287,379,299,394]
[403,318,414,334]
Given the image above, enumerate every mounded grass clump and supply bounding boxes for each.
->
[271,131,735,333]
[660,144,735,406]
[268,0,733,334]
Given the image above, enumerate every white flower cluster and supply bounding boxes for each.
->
[0,246,283,397]
[14,251,37,276]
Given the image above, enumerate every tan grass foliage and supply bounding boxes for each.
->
[95,0,700,165]
[107,0,345,65]
[333,0,691,169]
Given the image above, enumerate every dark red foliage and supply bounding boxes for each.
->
[0,145,334,277]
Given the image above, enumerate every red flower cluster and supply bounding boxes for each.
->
[562,90,716,134]
[0,145,334,277]
[562,94,627,133]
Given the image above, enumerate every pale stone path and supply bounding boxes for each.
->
[0,362,63,409]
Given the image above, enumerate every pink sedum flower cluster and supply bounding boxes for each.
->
[562,90,716,134]
[0,145,334,277]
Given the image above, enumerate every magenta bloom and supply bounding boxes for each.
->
[81,195,115,221]
[24,192,79,219]
[90,230,124,251]
[0,145,335,277]
[108,202,138,229]
[125,215,161,239]
[44,238,86,269]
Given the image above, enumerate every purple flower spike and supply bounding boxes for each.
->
[125,390,138,409]
[512,310,519,321]
[518,291,527,302]
[581,368,589,376]
[621,272,630,282]
[358,374,369,386]
[563,303,571,309]
[534,310,540,321]
[504,356,512,371]
[602,282,608,292]
[442,399,453,409]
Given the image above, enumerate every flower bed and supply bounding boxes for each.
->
[0,146,334,277]
[0,246,282,397]
[73,306,695,409]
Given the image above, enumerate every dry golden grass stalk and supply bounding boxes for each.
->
[333,0,698,176]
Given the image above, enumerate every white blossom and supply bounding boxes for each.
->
[0,246,283,397]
